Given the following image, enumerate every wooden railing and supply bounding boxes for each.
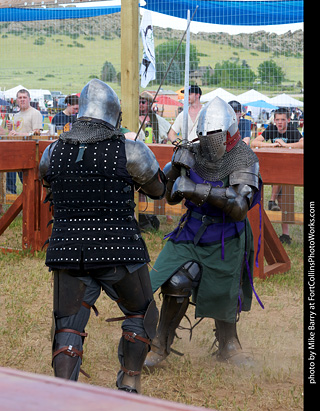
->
[0,140,52,252]
[0,140,303,278]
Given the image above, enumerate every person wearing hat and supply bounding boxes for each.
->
[168,85,203,143]
[228,100,251,146]
[138,91,171,144]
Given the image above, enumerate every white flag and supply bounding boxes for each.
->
[139,10,156,88]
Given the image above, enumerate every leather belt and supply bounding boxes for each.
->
[191,211,232,245]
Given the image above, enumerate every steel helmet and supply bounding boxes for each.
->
[197,96,240,162]
[78,78,121,129]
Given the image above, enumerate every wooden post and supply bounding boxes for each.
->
[121,0,139,133]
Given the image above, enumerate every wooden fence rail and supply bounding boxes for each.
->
[0,140,303,278]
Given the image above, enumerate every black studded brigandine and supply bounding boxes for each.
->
[44,136,149,270]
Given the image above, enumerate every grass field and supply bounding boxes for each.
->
[0,24,304,408]
[0,33,303,98]
[0,210,303,410]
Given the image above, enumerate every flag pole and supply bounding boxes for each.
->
[135,6,198,141]
[182,9,191,144]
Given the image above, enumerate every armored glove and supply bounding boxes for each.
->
[171,175,253,221]
[172,145,195,170]
[163,146,196,205]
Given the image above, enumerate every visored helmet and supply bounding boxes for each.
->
[78,79,121,129]
[197,96,240,162]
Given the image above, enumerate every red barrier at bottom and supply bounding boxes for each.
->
[0,367,214,411]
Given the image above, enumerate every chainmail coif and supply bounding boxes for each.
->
[193,139,259,181]
[59,119,124,145]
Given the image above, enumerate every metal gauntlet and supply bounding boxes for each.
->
[171,175,254,221]
[206,184,253,221]
[172,146,195,170]
[171,176,211,207]
[163,162,182,205]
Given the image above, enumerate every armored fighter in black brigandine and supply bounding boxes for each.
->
[39,79,166,393]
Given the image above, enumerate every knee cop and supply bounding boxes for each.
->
[161,261,201,298]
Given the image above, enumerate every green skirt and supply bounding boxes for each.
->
[150,220,254,323]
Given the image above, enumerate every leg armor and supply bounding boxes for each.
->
[52,270,93,380]
[144,261,201,368]
[214,320,253,367]
[111,265,158,393]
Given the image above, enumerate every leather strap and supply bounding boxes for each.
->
[82,301,99,316]
[55,328,88,338]
[193,214,216,245]
[122,331,151,345]
[121,365,141,377]
[52,345,91,379]
[190,211,233,245]
[52,345,83,360]
[106,314,144,323]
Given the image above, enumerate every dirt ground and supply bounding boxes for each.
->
[0,222,304,410]
[79,286,303,410]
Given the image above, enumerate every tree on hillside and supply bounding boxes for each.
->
[155,40,200,85]
[257,60,285,85]
[101,61,117,82]
[211,60,256,86]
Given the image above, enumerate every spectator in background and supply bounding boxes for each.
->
[51,94,79,132]
[228,100,251,145]
[6,89,43,194]
[0,125,6,213]
[251,107,303,245]
[138,91,171,143]
[0,124,6,135]
[168,85,202,143]
[291,108,300,129]
[137,91,172,226]
[7,89,43,137]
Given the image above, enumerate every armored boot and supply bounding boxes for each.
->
[214,320,253,367]
[116,332,150,394]
[144,294,189,367]
[53,344,82,380]
[51,271,90,381]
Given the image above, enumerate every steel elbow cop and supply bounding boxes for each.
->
[125,139,166,200]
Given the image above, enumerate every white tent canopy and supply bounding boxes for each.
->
[200,87,238,103]
[3,85,28,100]
[269,93,303,108]
[236,89,272,105]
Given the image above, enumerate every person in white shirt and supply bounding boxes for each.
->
[6,89,43,194]
[7,89,43,137]
[168,85,203,143]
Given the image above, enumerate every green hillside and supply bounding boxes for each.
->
[0,29,303,98]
